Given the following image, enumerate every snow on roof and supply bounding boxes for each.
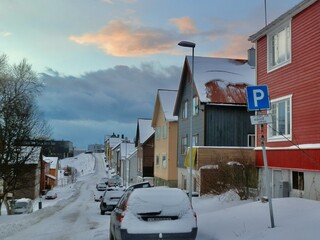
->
[159,89,178,122]
[186,56,255,104]
[22,147,41,165]
[43,156,58,169]
[137,118,154,144]
[109,137,123,148]
[120,142,136,160]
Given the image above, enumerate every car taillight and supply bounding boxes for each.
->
[118,212,124,223]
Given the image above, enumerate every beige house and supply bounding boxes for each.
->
[151,89,178,187]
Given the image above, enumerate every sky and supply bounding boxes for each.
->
[0,0,302,149]
[1,152,320,240]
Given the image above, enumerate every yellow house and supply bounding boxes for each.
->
[151,89,178,187]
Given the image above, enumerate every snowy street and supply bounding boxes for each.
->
[1,153,320,240]
[1,153,110,240]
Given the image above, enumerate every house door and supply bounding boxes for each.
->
[273,170,282,198]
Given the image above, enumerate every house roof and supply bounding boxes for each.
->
[23,147,41,165]
[174,56,255,115]
[120,142,136,160]
[151,89,178,127]
[135,118,154,145]
[43,156,58,169]
[249,0,317,42]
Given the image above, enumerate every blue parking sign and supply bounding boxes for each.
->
[246,85,270,111]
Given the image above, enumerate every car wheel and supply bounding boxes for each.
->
[100,210,105,215]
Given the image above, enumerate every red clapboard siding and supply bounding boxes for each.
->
[256,148,320,171]
[256,1,320,150]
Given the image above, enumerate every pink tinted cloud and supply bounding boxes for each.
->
[69,20,173,56]
[170,16,197,34]
[210,34,252,59]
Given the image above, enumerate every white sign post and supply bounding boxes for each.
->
[246,86,275,228]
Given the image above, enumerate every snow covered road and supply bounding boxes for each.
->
[1,153,110,240]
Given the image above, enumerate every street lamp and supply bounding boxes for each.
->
[178,40,196,203]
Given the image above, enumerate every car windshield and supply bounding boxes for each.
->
[14,202,28,209]
[127,188,190,216]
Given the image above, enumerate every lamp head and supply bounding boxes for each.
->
[178,41,196,48]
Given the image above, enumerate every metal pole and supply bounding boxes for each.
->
[261,124,275,228]
[189,47,194,204]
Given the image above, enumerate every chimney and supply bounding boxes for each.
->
[247,47,255,67]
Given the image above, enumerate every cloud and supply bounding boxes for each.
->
[38,63,180,146]
[69,20,176,56]
[170,17,197,34]
[210,34,252,59]
[0,32,12,37]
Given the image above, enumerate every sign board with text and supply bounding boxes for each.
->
[246,85,270,111]
[250,114,272,125]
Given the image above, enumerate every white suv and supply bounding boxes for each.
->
[13,198,33,214]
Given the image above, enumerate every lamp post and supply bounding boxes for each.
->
[178,40,196,203]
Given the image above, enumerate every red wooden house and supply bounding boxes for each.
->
[249,0,320,200]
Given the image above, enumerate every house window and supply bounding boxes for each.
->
[292,171,304,191]
[192,134,199,146]
[162,125,167,139]
[247,134,255,147]
[193,96,199,116]
[162,154,167,168]
[268,21,291,71]
[155,155,159,166]
[182,100,188,119]
[155,127,161,140]
[268,95,292,141]
[181,136,188,154]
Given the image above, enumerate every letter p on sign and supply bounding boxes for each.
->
[246,86,270,111]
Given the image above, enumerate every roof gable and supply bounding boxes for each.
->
[249,0,317,42]
[135,118,154,145]
[152,89,178,127]
[174,56,255,115]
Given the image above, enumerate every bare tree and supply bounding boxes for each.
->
[0,55,51,214]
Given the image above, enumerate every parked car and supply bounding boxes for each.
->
[94,190,105,202]
[125,181,152,191]
[45,190,58,200]
[13,198,34,214]
[96,182,107,191]
[100,187,125,215]
[100,177,109,184]
[109,187,198,240]
[107,175,122,187]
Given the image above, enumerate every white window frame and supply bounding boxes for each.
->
[267,95,292,142]
[192,134,199,146]
[267,20,292,72]
[162,125,167,139]
[155,127,161,140]
[182,100,188,119]
[247,134,255,147]
[162,153,167,169]
[181,136,188,155]
[155,154,160,166]
[193,96,199,116]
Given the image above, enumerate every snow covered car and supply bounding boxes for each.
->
[96,182,107,191]
[109,187,198,240]
[94,190,105,202]
[13,198,34,214]
[100,187,125,215]
[45,190,58,199]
